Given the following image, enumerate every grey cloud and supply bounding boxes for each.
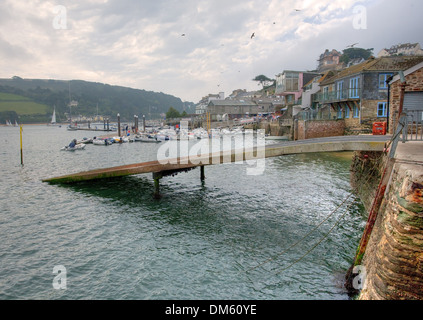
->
[0,37,32,61]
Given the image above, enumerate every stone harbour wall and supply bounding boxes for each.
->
[359,161,423,299]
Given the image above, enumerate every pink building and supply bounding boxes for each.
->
[275,70,320,107]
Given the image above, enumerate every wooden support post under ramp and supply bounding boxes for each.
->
[200,166,205,181]
[152,167,198,198]
[153,172,162,199]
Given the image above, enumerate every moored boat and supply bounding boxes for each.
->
[61,143,86,151]
[93,138,113,145]
[134,134,161,143]
[77,137,93,144]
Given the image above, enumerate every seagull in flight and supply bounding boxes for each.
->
[251,32,255,39]
[347,43,359,48]
[294,9,301,11]
[181,33,186,36]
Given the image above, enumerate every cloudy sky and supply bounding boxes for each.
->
[0,0,422,103]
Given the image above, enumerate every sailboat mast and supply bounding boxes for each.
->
[69,81,72,123]
[51,106,56,124]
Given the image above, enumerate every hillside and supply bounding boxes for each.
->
[0,92,50,124]
[0,77,195,124]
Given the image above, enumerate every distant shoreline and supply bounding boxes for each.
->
[0,123,54,126]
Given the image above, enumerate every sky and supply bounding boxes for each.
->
[0,0,422,103]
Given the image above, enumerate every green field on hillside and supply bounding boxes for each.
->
[0,92,49,115]
[0,101,49,115]
[0,92,31,101]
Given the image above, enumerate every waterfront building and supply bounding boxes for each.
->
[377,43,423,58]
[206,99,260,121]
[313,56,423,134]
[317,49,343,72]
[195,92,225,115]
[275,70,320,108]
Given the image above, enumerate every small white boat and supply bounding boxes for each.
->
[93,139,105,145]
[134,134,162,143]
[93,138,113,145]
[61,144,86,151]
[112,136,129,143]
[155,134,169,141]
[77,137,93,144]
[67,125,78,131]
[193,129,209,139]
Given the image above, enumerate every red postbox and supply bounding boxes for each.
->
[372,122,387,135]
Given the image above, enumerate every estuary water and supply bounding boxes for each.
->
[0,125,366,300]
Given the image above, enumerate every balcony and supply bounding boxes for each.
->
[312,88,361,104]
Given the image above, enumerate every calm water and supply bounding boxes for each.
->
[0,125,366,300]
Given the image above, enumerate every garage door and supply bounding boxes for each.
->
[404,92,423,121]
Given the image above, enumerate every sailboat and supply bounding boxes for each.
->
[6,120,12,126]
[51,106,57,125]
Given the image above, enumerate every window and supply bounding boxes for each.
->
[286,95,293,103]
[377,102,387,117]
[349,77,360,98]
[336,81,344,99]
[283,72,299,92]
[323,86,329,100]
[353,105,359,118]
[345,106,350,118]
[379,73,393,89]
[337,106,343,119]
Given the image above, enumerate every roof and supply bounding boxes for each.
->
[208,100,257,107]
[390,61,423,84]
[318,49,342,61]
[384,43,420,52]
[320,56,423,86]
[302,70,335,88]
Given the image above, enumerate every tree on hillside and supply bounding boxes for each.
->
[166,107,181,119]
[340,48,374,65]
[252,75,275,89]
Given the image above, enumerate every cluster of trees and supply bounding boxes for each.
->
[165,107,187,119]
[340,47,374,65]
[252,75,275,90]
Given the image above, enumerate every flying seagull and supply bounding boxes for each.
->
[294,9,301,11]
[251,32,255,39]
[181,33,186,36]
[347,43,359,48]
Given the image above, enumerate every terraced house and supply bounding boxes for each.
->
[313,56,423,134]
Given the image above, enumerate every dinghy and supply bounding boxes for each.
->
[61,144,86,151]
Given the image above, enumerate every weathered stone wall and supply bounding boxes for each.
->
[245,121,283,136]
[361,99,386,133]
[359,162,423,300]
[350,151,385,212]
[297,119,345,140]
[344,117,362,135]
[362,73,389,100]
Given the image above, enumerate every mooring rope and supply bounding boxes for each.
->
[274,197,356,275]
[247,192,354,273]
